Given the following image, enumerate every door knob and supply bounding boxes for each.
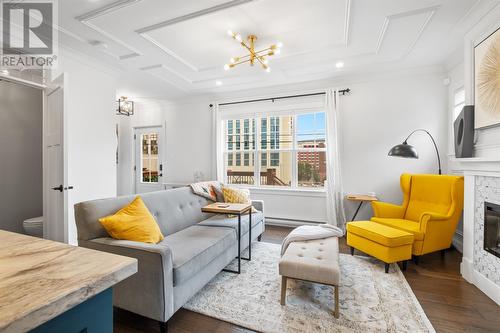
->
[52,185,63,192]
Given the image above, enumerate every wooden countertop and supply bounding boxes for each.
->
[0,230,138,333]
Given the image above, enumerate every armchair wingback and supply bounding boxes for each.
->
[371,174,464,256]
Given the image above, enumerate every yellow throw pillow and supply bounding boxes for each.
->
[99,196,164,244]
[222,187,257,212]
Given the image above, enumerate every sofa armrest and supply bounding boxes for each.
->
[79,238,174,322]
[371,201,405,218]
[252,200,264,214]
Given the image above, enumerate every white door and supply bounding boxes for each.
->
[43,75,68,242]
[135,126,164,193]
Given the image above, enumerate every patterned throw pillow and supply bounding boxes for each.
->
[190,181,222,201]
[221,187,257,213]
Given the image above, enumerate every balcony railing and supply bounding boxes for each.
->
[227,169,287,186]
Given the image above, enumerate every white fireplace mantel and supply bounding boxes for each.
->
[453,158,500,305]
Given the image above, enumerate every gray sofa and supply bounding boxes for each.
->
[74,187,264,327]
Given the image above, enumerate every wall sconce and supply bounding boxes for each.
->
[116,96,134,116]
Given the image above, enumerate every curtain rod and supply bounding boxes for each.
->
[212,88,350,107]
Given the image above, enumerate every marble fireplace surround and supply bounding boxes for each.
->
[456,158,500,305]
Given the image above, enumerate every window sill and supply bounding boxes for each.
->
[231,185,327,197]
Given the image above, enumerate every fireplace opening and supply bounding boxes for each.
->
[484,201,500,259]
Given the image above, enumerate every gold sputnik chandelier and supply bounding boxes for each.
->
[224,30,282,72]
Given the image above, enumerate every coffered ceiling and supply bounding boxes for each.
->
[57,0,497,98]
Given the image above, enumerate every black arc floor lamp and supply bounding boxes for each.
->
[388,129,442,175]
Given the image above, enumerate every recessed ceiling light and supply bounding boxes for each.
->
[216,80,222,86]
[335,61,344,69]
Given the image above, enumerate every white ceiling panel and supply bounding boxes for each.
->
[52,0,496,97]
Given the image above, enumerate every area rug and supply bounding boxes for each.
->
[184,242,435,333]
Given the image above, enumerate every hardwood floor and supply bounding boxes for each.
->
[114,225,500,333]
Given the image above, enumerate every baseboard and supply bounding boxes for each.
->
[452,233,463,253]
[265,217,323,228]
[460,257,474,283]
[472,269,500,305]
[461,257,500,305]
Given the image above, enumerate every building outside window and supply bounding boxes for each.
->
[224,112,326,188]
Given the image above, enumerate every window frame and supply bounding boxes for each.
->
[223,112,327,191]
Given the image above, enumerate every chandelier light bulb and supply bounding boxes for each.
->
[216,80,222,86]
[335,61,344,69]
[225,32,280,72]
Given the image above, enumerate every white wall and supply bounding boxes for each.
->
[463,4,500,158]
[55,48,118,244]
[340,71,448,221]
[118,68,449,224]
[117,98,213,196]
[0,82,43,233]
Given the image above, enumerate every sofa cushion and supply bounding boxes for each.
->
[370,218,424,241]
[198,211,264,235]
[161,225,235,285]
[347,221,414,247]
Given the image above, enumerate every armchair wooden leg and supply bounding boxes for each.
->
[441,249,446,259]
[334,285,340,319]
[280,276,287,305]
[158,320,168,333]
[402,260,407,271]
[413,255,420,265]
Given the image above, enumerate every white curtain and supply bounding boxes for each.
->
[325,89,347,229]
[212,103,224,182]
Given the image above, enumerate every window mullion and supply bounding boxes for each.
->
[291,115,298,188]
[255,115,260,187]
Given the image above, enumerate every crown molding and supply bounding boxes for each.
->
[75,0,143,59]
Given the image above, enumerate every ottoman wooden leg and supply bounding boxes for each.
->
[334,285,339,318]
[280,276,287,305]
[350,247,354,256]
[385,263,390,273]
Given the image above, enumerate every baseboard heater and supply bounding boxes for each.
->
[265,216,326,227]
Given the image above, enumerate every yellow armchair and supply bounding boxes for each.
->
[371,174,464,257]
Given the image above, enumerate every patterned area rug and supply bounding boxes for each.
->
[184,242,435,333]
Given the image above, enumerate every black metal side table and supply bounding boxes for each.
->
[201,203,252,274]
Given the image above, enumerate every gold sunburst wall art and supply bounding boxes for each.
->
[475,27,500,129]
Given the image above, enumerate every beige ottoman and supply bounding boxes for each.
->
[279,237,340,318]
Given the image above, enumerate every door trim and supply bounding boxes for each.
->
[133,123,166,194]
[43,73,69,242]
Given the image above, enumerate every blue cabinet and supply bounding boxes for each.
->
[30,288,113,333]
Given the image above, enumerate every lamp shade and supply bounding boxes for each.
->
[388,142,418,159]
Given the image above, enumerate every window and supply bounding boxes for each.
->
[453,87,465,121]
[235,120,241,150]
[141,133,159,183]
[224,112,326,188]
[227,120,233,151]
[296,113,326,187]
